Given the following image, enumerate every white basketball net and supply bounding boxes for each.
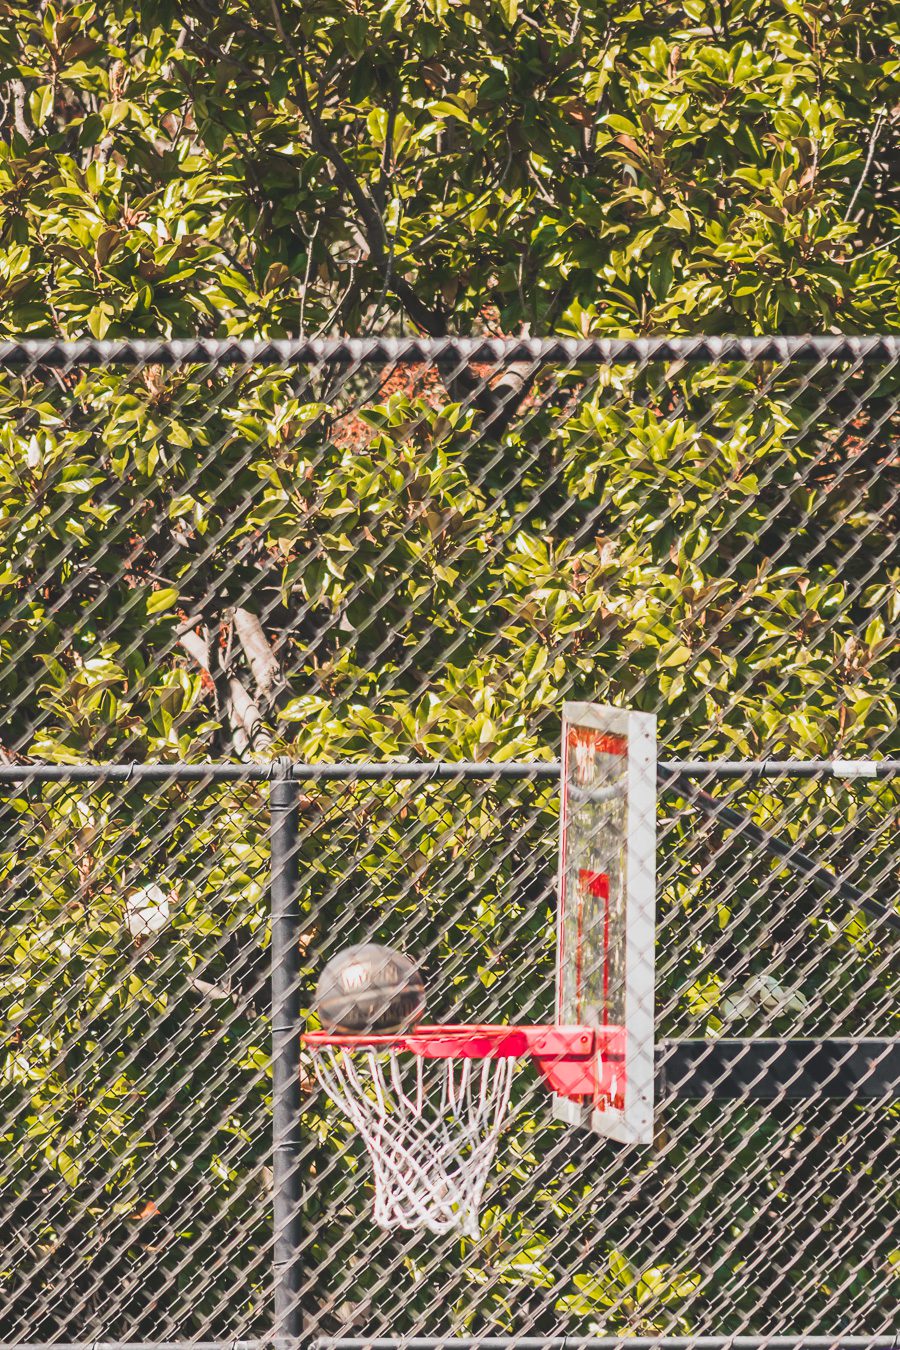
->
[312,1046,517,1237]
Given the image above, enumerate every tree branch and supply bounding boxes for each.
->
[264,0,541,428]
[269,3,386,252]
[233,606,288,709]
[8,81,33,144]
[180,625,272,755]
[225,676,273,755]
[844,112,886,222]
[179,627,210,668]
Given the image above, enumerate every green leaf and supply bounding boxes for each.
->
[29,85,54,128]
[55,478,98,495]
[609,1249,634,1285]
[650,253,674,301]
[146,588,180,614]
[430,100,470,123]
[87,303,115,339]
[660,643,691,668]
[865,615,885,648]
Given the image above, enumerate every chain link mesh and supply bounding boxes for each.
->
[0,338,896,1345]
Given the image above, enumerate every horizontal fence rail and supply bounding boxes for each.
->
[0,759,898,783]
[0,338,897,1349]
[3,335,900,367]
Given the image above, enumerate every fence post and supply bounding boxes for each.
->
[270,757,304,1345]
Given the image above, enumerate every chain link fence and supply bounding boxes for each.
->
[0,338,897,1347]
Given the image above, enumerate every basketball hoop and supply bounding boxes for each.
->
[304,1024,618,1237]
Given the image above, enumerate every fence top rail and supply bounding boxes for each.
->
[2,335,900,368]
[0,759,896,785]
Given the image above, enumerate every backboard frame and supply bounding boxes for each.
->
[555,702,657,1144]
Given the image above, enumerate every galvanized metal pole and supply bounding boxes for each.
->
[270,759,304,1344]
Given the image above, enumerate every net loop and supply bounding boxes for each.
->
[312,1044,517,1237]
[306,1024,602,1235]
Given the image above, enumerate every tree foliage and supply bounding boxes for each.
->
[0,0,898,1343]
[1,0,899,338]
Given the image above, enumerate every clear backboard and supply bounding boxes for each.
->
[555,702,657,1144]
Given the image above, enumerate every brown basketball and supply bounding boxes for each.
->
[314,943,426,1034]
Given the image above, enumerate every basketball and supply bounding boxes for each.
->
[314,943,426,1034]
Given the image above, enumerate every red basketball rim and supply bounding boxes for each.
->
[303,1023,599,1060]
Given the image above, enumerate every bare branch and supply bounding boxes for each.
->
[233,607,287,707]
[480,360,540,436]
[179,627,210,669]
[374,92,398,217]
[845,112,886,222]
[226,676,272,755]
[8,81,33,144]
[181,623,271,753]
